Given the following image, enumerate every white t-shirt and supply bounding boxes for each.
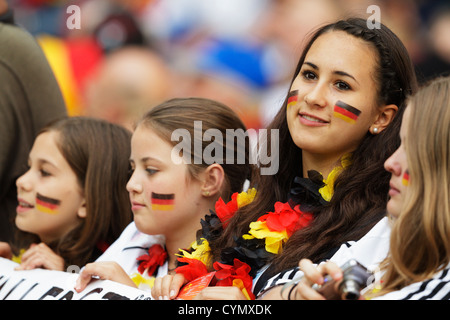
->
[96,222,168,291]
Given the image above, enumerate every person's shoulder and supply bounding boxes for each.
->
[0,22,46,73]
[0,22,37,47]
[0,22,54,72]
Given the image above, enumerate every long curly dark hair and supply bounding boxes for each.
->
[208,17,418,278]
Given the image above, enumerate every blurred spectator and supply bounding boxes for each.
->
[171,38,276,130]
[93,10,146,53]
[415,3,450,83]
[0,10,67,242]
[83,45,172,130]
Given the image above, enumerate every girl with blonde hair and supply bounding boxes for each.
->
[371,76,450,299]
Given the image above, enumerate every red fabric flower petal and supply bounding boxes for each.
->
[215,192,239,228]
[213,259,255,299]
[136,244,168,277]
[175,257,209,282]
[257,202,314,237]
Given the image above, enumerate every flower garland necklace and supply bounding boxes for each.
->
[174,155,351,299]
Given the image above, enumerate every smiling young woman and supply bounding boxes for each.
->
[195,17,418,299]
[286,30,398,178]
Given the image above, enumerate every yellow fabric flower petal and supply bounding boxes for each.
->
[11,249,26,264]
[340,153,352,168]
[130,272,155,289]
[176,238,212,266]
[244,221,288,254]
[232,278,252,300]
[237,188,257,208]
[319,166,342,201]
[319,153,352,201]
[245,220,267,238]
[242,234,255,240]
[264,230,288,254]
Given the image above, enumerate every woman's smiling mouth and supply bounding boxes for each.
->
[299,112,329,126]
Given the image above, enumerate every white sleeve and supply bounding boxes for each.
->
[329,217,391,271]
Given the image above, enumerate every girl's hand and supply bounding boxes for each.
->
[74,261,136,293]
[283,259,343,300]
[151,273,187,300]
[15,243,64,271]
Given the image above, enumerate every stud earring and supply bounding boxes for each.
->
[373,127,379,134]
[203,191,210,196]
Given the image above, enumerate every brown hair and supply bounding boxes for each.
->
[209,18,418,277]
[371,76,450,296]
[40,117,133,268]
[137,97,253,202]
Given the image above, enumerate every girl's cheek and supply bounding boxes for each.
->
[150,192,175,211]
[35,193,61,215]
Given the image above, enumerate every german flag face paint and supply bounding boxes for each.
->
[402,170,409,186]
[287,90,299,109]
[36,193,61,215]
[333,100,362,124]
[151,192,175,211]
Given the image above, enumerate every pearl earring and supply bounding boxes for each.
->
[373,127,379,134]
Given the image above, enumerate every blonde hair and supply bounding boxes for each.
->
[373,76,450,296]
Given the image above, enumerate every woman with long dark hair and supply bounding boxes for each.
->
[152,17,418,300]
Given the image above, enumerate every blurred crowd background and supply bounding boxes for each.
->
[8,0,450,130]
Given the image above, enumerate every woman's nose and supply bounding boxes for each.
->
[126,173,143,194]
[384,148,402,176]
[304,83,328,109]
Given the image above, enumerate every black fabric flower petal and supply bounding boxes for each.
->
[220,236,274,277]
[198,210,223,242]
[288,170,329,210]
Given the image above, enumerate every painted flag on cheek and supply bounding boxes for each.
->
[151,192,175,211]
[402,170,409,186]
[333,100,361,124]
[36,193,61,215]
[287,90,299,109]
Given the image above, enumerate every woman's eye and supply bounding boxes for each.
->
[302,70,317,80]
[335,81,351,91]
[146,168,158,176]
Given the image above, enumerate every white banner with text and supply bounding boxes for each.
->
[0,258,152,300]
